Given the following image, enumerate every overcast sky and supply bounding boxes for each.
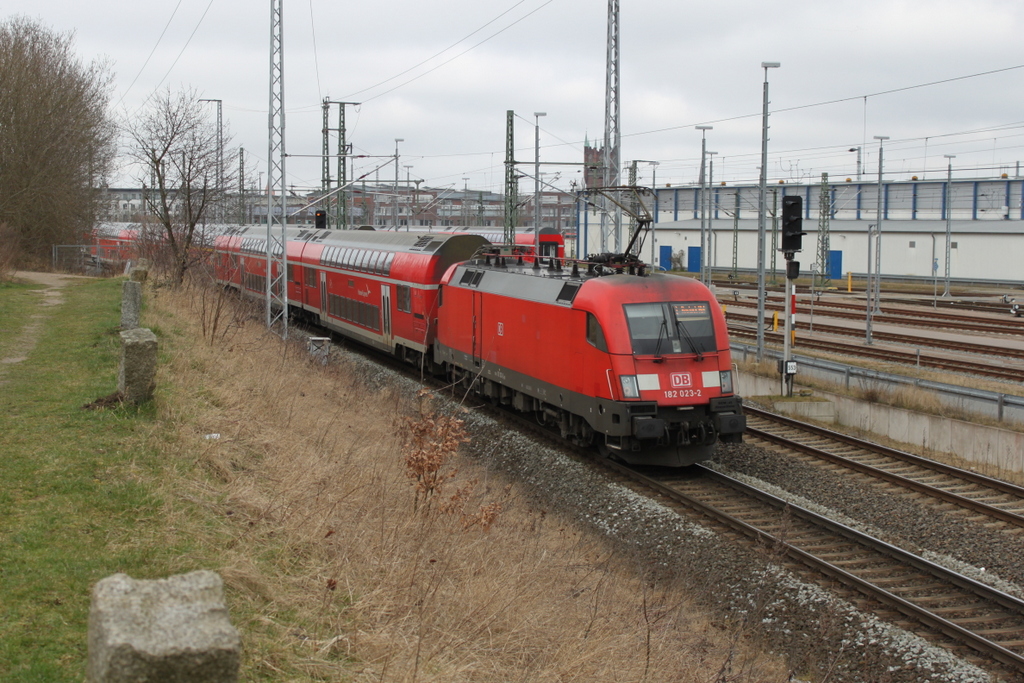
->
[7,0,1024,194]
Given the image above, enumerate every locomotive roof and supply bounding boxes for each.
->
[447,258,710,308]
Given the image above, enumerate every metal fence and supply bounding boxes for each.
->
[732,342,1024,427]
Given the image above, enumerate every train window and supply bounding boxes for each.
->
[471,271,484,287]
[459,269,476,285]
[287,264,295,283]
[624,302,717,356]
[305,267,317,287]
[382,253,394,275]
[397,285,412,313]
[586,313,608,352]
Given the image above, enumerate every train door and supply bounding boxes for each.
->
[319,271,328,320]
[381,285,393,348]
[471,290,483,366]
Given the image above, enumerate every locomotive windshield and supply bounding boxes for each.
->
[624,302,717,356]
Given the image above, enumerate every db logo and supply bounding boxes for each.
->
[670,372,692,388]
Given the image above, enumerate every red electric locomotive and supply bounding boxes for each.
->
[433,250,745,466]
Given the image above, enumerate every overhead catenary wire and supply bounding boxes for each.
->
[114,0,185,109]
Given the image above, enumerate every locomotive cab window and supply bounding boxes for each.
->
[586,313,608,352]
[624,302,716,356]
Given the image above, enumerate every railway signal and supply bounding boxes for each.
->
[780,195,803,396]
[780,195,804,254]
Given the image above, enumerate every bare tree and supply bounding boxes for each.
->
[124,87,233,285]
[0,17,116,267]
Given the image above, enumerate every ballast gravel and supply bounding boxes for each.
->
[329,343,995,682]
[713,441,1024,602]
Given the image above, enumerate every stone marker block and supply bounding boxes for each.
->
[87,571,240,683]
[118,328,158,404]
[130,259,150,283]
[120,280,142,330]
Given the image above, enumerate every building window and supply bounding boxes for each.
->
[951,242,958,249]
[908,241,916,248]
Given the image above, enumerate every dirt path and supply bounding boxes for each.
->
[0,272,95,385]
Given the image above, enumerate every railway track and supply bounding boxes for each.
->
[298,323,1024,676]
[602,458,1024,673]
[727,325,1024,382]
[744,406,1024,529]
[725,298,1024,335]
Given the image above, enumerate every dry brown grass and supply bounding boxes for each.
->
[139,277,788,682]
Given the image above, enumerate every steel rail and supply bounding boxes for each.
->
[743,407,1024,528]
[728,326,1024,382]
[602,458,1024,672]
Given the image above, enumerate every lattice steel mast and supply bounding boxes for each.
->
[817,172,831,288]
[601,0,621,252]
[321,100,358,229]
[266,0,288,337]
[503,110,518,244]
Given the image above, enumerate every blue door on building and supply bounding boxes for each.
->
[660,245,672,271]
[687,246,701,273]
[829,250,842,280]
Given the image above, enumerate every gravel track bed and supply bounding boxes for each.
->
[713,441,1024,601]
[329,342,995,682]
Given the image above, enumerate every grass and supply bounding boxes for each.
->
[0,280,46,357]
[0,278,184,681]
[0,273,789,682]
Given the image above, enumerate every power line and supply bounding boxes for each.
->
[114,0,184,109]
[343,0,555,103]
[134,0,218,113]
[340,0,531,100]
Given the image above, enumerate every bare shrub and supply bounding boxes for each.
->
[403,389,468,512]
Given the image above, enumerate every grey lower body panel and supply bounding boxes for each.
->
[435,343,745,467]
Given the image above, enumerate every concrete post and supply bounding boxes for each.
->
[129,259,150,283]
[87,571,240,682]
[120,281,142,330]
[118,328,158,404]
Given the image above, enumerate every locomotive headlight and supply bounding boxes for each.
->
[720,370,734,395]
[619,375,640,399]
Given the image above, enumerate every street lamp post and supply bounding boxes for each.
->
[706,151,717,285]
[648,160,659,266]
[872,135,888,315]
[404,165,413,228]
[866,222,876,344]
[696,126,712,285]
[756,61,780,362]
[534,112,547,256]
[865,135,888,344]
[849,146,862,181]
[943,154,956,297]
[393,138,404,230]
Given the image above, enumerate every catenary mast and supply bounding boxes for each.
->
[266,0,288,337]
[601,0,621,252]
